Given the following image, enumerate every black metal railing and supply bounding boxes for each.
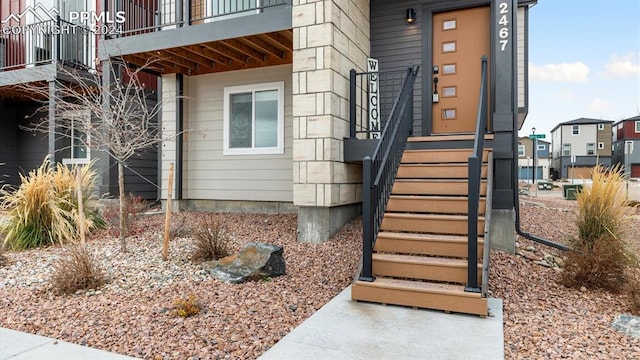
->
[104,0,291,38]
[0,18,94,71]
[349,68,414,139]
[359,65,419,281]
[465,56,489,293]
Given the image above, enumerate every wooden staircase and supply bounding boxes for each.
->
[352,143,492,317]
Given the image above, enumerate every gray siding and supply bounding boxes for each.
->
[371,0,424,135]
[0,104,18,186]
[16,106,49,176]
[171,65,293,202]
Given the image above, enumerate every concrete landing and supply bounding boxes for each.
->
[259,286,504,360]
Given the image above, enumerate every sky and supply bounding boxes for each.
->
[521,0,640,138]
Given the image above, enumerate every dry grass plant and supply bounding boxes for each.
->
[561,164,635,293]
[191,215,231,262]
[0,158,101,250]
[50,245,105,295]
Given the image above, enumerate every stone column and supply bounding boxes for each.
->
[292,0,370,242]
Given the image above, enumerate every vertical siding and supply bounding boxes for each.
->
[517,7,525,109]
[0,104,18,186]
[180,65,293,202]
[596,123,612,156]
[371,0,423,135]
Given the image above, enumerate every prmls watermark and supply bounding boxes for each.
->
[1,8,126,36]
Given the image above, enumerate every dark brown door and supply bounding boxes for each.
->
[432,7,490,134]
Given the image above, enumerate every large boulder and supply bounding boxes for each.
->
[207,243,285,284]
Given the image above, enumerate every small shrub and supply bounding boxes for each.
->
[627,267,640,315]
[173,294,201,318]
[101,193,148,235]
[561,164,635,293]
[50,245,105,295]
[561,237,631,292]
[170,211,190,238]
[0,158,101,250]
[191,215,231,262]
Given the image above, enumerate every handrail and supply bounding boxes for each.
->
[466,56,488,293]
[360,65,419,281]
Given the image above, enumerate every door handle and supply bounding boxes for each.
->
[432,76,439,103]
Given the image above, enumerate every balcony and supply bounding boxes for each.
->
[100,0,293,76]
[0,19,95,98]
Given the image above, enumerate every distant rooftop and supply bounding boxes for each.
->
[612,114,640,126]
[550,118,613,133]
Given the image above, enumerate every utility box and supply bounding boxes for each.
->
[537,181,553,190]
[563,184,583,200]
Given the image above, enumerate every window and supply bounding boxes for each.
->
[598,123,605,130]
[636,121,640,133]
[517,144,525,156]
[571,125,579,135]
[586,143,595,156]
[537,144,545,151]
[223,81,284,155]
[562,143,571,156]
[598,142,605,150]
[62,110,90,165]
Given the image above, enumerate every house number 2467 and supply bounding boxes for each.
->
[498,2,510,51]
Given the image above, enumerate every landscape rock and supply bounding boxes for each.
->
[207,243,285,284]
[612,314,640,338]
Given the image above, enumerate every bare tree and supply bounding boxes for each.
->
[19,59,173,252]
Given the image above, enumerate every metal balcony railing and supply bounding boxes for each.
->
[0,18,95,71]
[104,0,291,38]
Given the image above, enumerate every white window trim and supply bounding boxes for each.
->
[598,142,605,150]
[586,143,595,156]
[223,81,285,156]
[62,109,91,165]
[517,144,525,157]
[571,125,580,135]
[536,144,545,151]
[598,123,605,130]
[562,143,571,156]
[635,121,640,133]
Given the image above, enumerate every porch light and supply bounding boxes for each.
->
[406,8,416,24]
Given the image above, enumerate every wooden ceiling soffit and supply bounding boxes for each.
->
[240,35,285,59]
[184,45,234,67]
[199,43,248,64]
[219,38,268,63]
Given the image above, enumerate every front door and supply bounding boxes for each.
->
[431,6,490,134]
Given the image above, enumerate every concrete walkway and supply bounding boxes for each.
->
[259,287,504,360]
[0,328,136,360]
[1,287,504,360]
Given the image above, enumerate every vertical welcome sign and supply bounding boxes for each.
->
[367,58,380,139]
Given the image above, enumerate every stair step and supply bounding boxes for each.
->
[408,134,494,142]
[381,213,484,235]
[387,195,485,215]
[397,164,488,179]
[375,231,484,257]
[392,179,487,196]
[351,277,488,316]
[372,253,482,284]
[401,149,490,164]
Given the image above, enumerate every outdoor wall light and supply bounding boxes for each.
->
[406,8,416,24]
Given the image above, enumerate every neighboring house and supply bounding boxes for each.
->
[0,0,158,199]
[517,136,549,181]
[612,115,640,178]
[550,118,613,180]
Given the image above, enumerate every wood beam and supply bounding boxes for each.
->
[184,45,234,67]
[240,35,285,59]
[220,38,267,63]
[260,32,292,51]
[200,42,249,64]
[164,48,215,73]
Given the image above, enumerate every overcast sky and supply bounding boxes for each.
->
[521,0,640,138]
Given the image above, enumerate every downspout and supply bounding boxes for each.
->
[511,1,570,252]
[175,74,184,201]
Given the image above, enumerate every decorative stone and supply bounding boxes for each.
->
[612,314,640,338]
[207,243,285,284]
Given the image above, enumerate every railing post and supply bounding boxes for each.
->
[349,69,357,139]
[360,156,375,282]
[466,156,480,293]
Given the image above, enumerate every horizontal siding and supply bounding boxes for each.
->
[0,105,18,186]
[371,0,424,135]
[183,65,293,202]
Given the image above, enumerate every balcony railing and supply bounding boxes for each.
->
[0,19,95,71]
[104,0,291,38]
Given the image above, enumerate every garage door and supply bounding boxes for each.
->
[631,164,640,178]
[568,166,593,179]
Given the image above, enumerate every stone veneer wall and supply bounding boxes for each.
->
[292,0,370,242]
